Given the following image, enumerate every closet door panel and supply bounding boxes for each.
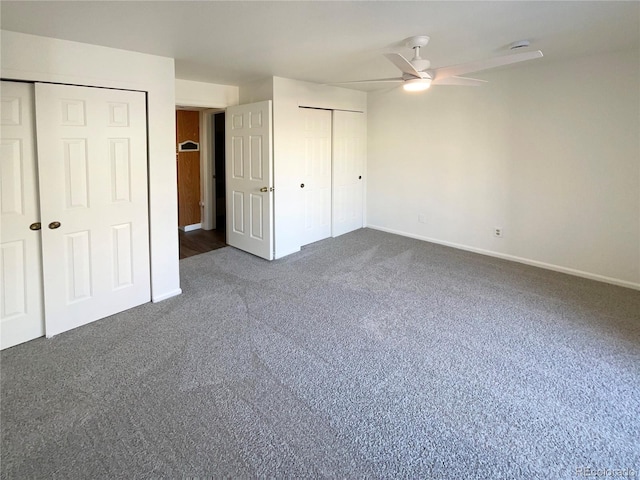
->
[300,108,332,246]
[35,83,150,337]
[0,81,45,349]
[332,111,365,237]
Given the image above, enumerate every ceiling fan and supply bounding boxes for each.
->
[338,36,543,92]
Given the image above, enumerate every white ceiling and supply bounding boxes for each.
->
[1,1,638,90]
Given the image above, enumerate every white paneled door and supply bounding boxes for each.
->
[225,101,273,260]
[34,83,150,337]
[301,108,332,246]
[332,110,365,237]
[1,82,45,349]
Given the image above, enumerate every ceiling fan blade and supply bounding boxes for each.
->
[433,50,543,81]
[330,77,403,85]
[384,53,422,78]
[431,76,488,86]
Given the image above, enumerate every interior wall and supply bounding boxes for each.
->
[1,30,182,301]
[239,77,274,104]
[366,49,640,288]
[175,79,239,108]
[270,77,367,258]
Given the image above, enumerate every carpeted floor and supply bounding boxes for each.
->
[2,228,639,479]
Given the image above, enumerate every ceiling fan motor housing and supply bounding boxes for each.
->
[404,35,430,49]
[411,58,431,71]
[404,36,431,71]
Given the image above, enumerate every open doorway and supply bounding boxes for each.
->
[177,109,227,259]
[213,112,226,233]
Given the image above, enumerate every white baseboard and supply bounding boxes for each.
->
[275,247,301,260]
[152,288,183,302]
[366,224,640,291]
[179,223,201,232]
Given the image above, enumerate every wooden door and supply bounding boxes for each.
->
[0,81,45,349]
[176,110,201,228]
[301,108,332,246]
[225,101,273,260]
[332,110,365,237]
[35,83,150,337]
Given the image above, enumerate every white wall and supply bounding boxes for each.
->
[269,77,367,258]
[1,30,182,301]
[367,49,640,288]
[175,79,239,108]
[239,77,274,105]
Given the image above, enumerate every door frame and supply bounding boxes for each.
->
[199,108,224,230]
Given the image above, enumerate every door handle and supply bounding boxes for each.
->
[48,221,61,230]
[29,222,42,231]
[260,187,268,192]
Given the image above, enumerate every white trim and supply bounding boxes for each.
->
[200,111,213,230]
[274,246,301,260]
[179,223,201,232]
[367,224,640,291]
[152,288,183,303]
[298,104,364,113]
[199,109,223,231]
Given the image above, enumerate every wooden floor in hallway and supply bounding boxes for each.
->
[179,228,226,259]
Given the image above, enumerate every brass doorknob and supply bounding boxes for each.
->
[48,221,61,229]
[260,187,268,192]
[29,222,41,231]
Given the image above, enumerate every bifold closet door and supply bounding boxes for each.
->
[35,83,151,337]
[1,81,45,349]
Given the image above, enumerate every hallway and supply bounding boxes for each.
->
[179,228,226,259]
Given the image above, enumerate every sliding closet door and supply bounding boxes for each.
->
[35,83,150,337]
[332,110,365,237]
[301,108,332,246]
[0,81,45,349]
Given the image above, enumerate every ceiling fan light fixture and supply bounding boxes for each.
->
[403,78,431,92]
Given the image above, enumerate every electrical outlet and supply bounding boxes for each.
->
[494,227,503,238]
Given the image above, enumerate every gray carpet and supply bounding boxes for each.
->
[2,228,639,479]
